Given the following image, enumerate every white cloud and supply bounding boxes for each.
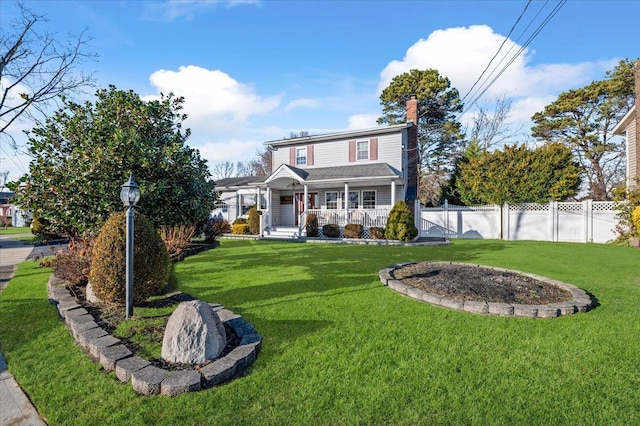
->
[284,98,319,112]
[197,138,263,165]
[346,114,380,130]
[144,65,282,133]
[378,25,616,127]
[144,0,259,21]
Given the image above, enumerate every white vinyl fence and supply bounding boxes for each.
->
[419,200,619,244]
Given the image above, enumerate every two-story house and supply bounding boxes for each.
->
[214,96,419,238]
[613,60,639,190]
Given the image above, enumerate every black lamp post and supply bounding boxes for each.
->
[120,175,140,319]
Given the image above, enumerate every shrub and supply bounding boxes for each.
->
[159,224,197,256]
[52,238,94,286]
[385,201,418,242]
[233,217,248,225]
[322,224,341,238]
[31,215,61,240]
[89,211,171,305]
[248,205,261,235]
[344,223,363,239]
[369,226,385,239]
[305,214,319,237]
[632,206,640,237]
[201,218,231,242]
[613,179,640,243]
[232,223,251,235]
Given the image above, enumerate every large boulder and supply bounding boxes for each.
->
[161,300,227,364]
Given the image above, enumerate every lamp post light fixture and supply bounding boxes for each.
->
[120,175,140,319]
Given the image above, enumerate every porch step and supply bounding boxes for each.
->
[264,227,302,239]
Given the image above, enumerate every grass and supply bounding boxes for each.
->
[0,226,31,235]
[0,239,639,425]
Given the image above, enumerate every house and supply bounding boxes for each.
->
[214,96,419,238]
[0,191,30,227]
[613,59,639,189]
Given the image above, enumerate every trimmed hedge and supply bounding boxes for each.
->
[344,223,363,239]
[369,226,385,240]
[232,223,252,235]
[385,201,418,242]
[322,224,340,238]
[248,205,261,235]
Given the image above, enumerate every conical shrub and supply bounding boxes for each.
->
[385,201,418,242]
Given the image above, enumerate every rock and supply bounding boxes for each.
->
[161,300,227,364]
[85,281,101,304]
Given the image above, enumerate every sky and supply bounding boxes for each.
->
[1,0,638,182]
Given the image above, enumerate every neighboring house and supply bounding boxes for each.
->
[0,190,30,227]
[214,96,419,237]
[613,60,640,190]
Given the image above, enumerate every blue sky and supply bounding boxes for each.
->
[1,0,638,181]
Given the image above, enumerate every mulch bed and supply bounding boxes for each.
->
[392,262,573,305]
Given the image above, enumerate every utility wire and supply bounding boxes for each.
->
[463,0,567,114]
[460,0,532,104]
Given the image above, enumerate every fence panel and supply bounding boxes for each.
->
[421,201,619,244]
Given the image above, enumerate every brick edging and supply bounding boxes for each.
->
[379,262,595,318]
[47,275,261,396]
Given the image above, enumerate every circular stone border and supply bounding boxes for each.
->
[46,274,261,396]
[379,262,595,318]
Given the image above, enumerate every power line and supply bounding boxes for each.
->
[461,0,567,116]
[461,0,533,104]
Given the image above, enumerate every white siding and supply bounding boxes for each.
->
[271,132,403,170]
[627,118,638,188]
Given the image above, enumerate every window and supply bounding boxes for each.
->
[362,190,376,209]
[326,192,338,209]
[241,194,256,215]
[296,147,307,165]
[340,191,359,209]
[356,141,369,160]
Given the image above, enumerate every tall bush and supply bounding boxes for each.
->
[89,211,171,305]
[305,214,319,237]
[385,201,418,242]
[248,205,261,235]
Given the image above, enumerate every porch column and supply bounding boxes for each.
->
[391,180,396,206]
[256,187,262,209]
[303,184,309,211]
[344,182,349,223]
[266,186,272,228]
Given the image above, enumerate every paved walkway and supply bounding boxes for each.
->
[0,233,48,426]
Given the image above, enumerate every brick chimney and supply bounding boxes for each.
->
[405,95,419,206]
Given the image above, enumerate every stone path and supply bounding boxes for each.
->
[0,233,48,425]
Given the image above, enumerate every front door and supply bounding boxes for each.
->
[295,192,318,225]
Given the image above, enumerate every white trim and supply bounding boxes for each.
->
[356,140,369,161]
[613,105,636,135]
[296,146,307,166]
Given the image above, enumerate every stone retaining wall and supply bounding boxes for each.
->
[379,262,595,318]
[47,275,261,396]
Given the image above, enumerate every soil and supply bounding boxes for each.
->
[392,262,573,305]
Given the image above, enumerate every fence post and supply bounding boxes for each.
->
[444,199,449,235]
[584,199,593,243]
[414,199,421,235]
[549,201,558,242]
[502,203,509,240]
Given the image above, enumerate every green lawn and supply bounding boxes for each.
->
[0,239,639,425]
[0,226,31,235]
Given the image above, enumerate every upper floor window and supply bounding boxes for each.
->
[356,141,369,160]
[296,147,307,165]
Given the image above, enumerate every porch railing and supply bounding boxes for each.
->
[304,208,390,228]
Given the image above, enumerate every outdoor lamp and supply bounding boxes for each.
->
[120,175,140,208]
[120,174,140,319]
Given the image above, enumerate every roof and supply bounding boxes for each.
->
[265,123,412,148]
[613,105,636,135]
[215,175,267,189]
[302,163,400,181]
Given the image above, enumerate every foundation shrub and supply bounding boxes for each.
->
[305,214,319,237]
[248,205,261,235]
[369,226,385,240]
[344,223,363,238]
[322,224,341,238]
[632,206,640,237]
[201,218,231,242]
[232,223,251,235]
[89,211,171,305]
[385,201,418,242]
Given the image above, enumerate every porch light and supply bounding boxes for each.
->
[120,175,140,207]
[120,174,140,319]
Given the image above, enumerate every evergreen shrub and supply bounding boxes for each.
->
[344,223,363,238]
[89,211,171,305]
[232,223,251,235]
[385,201,418,242]
[322,224,340,238]
[305,214,319,237]
[248,205,261,235]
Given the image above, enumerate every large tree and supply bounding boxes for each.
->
[9,86,215,238]
[531,58,636,200]
[0,1,95,145]
[378,69,464,204]
[449,142,581,205]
